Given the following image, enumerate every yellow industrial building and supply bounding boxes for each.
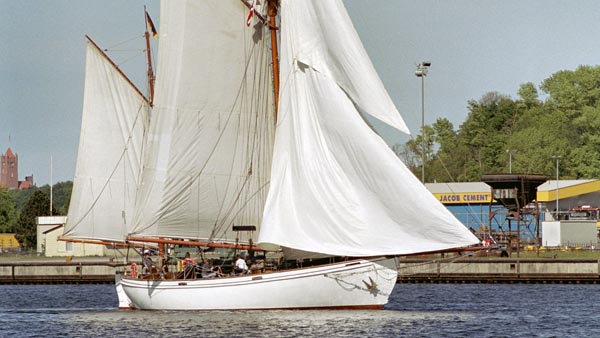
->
[0,233,19,252]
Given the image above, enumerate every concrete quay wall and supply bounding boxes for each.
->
[0,260,129,284]
[398,258,600,283]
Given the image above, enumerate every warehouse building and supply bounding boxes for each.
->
[427,179,600,247]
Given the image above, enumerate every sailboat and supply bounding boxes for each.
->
[64,0,480,310]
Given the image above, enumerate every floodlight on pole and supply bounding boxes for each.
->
[415,61,431,182]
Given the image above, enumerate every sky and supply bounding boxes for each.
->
[2,0,600,185]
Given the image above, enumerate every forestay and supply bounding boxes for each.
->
[63,40,148,242]
[130,1,275,242]
[258,0,480,256]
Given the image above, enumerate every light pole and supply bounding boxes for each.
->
[415,61,431,182]
[507,149,516,174]
[551,155,562,220]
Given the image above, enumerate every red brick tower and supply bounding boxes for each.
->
[0,148,18,189]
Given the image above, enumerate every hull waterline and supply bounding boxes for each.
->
[120,257,398,310]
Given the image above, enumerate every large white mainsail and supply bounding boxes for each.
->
[129,1,275,242]
[257,0,480,256]
[63,38,149,242]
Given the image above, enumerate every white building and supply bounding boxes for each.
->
[36,216,104,257]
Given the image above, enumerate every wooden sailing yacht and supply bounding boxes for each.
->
[63,0,480,310]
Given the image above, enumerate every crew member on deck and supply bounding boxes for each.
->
[234,254,248,275]
[142,251,154,274]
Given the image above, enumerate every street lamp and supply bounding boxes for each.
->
[551,155,562,220]
[415,61,431,182]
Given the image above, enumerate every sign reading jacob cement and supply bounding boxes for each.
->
[433,193,492,204]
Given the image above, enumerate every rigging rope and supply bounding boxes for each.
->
[208,25,274,242]
[103,34,147,68]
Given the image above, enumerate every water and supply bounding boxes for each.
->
[0,283,598,337]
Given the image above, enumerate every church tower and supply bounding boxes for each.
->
[0,148,18,189]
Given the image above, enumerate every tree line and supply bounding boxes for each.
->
[397,65,600,182]
[0,181,72,250]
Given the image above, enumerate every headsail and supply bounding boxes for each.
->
[63,38,149,242]
[257,0,480,256]
[129,1,275,242]
[279,0,410,134]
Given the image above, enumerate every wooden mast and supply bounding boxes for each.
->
[144,7,156,107]
[267,0,280,121]
[240,0,279,119]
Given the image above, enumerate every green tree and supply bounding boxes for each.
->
[403,65,600,182]
[428,118,462,182]
[570,106,600,177]
[54,181,73,214]
[457,92,519,178]
[10,188,35,216]
[38,181,73,215]
[402,125,436,179]
[0,187,17,233]
[517,82,540,109]
[15,190,56,250]
[9,181,73,217]
[541,65,600,117]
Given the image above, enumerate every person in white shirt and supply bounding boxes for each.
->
[234,254,248,275]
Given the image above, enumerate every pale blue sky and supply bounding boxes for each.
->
[2,1,599,185]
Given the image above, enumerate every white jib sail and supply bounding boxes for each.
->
[63,39,149,242]
[258,0,480,256]
[130,0,275,242]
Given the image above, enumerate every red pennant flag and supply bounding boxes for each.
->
[246,1,255,27]
[146,11,158,38]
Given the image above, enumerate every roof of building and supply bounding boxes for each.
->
[425,182,491,194]
[537,179,596,191]
[427,180,600,204]
[36,216,67,225]
[4,147,15,158]
[537,179,600,202]
[42,224,64,235]
[18,180,33,190]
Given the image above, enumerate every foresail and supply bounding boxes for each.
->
[130,1,275,242]
[281,0,409,135]
[63,39,149,242]
[258,0,480,256]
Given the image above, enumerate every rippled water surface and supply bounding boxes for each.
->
[1,283,598,337]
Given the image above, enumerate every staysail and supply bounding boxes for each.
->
[257,0,480,256]
[129,1,275,242]
[63,38,149,242]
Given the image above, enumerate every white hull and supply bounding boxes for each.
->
[120,257,398,310]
